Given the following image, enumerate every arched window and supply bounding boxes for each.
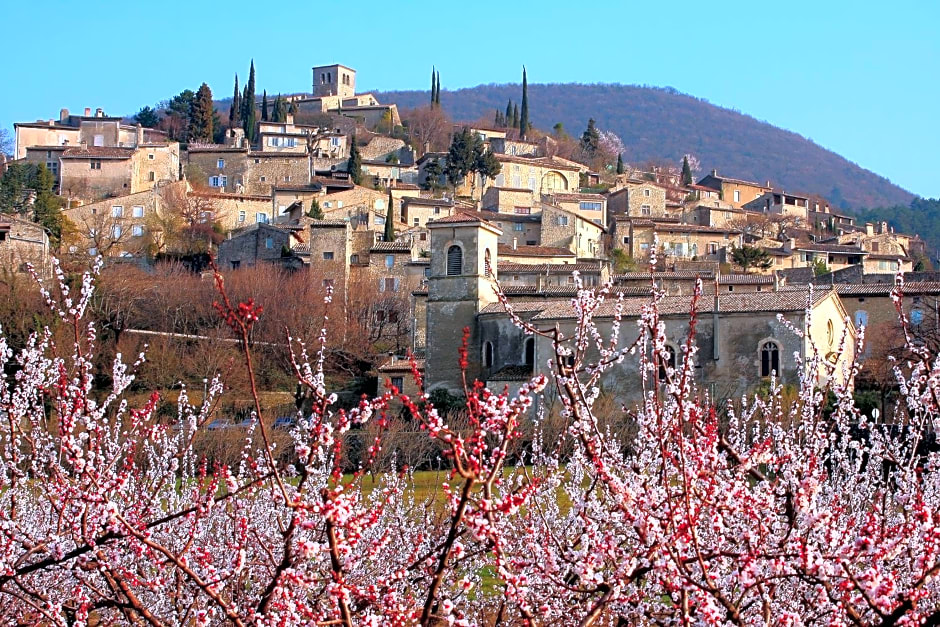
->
[524,338,535,369]
[484,248,492,278]
[446,245,462,276]
[483,341,494,368]
[854,310,868,329]
[760,341,780,378]
[658,345,676,380]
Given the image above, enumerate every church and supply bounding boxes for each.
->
[418,212,857,407]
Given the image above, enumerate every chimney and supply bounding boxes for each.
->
[286,113,294,125]
[95,108,104,118]
[59,108,69,122]
[47,120,55,127]
[136,124,144,146]
[785,237,796,253]
[84,107,91,116]
[711,168,718,176]
[766,180,771,188]
[773,270,782,291]
[80,140,87,150]
[512,237,517,250]
[865,222,875,236]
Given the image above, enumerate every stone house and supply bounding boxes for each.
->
[0,215,51,279]
[498,261,608,289]
[606,179,669,219]
[376,356,425,399]
[217,222,299,270]
[14,107,167,160]
[186,147,310,195]
[401,197,454,229]
[496,244,577,265]
[616,218,741,263]
[189,190,273,232]
[420,216,856,405]
[489,137,540,157]
[64,184,173,258]
[24,145,68,187]
[682,204,746,229]
[492,155,581,196]
[481,187,541,214]
[539,203,606,259]
[696,170,772,209]
[743,190,811,220]
[360,160,418,187]
[543,192,606,225]
[59,143,180,202]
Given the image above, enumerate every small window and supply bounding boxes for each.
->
[760,341,780,377]
[855,310,868,329]
[514,207,531,215]
[131,225,144,237]
[385,254,394,268]
[148,171,155,182]
[112,225,123,238]
[384,277,397,292]
[132,205,144,218]
[419,232,427,241]
[90,160,101,170]
[350,254,359,264]
[323,251,334,260]
[259,176,266,182]
[148,154,154,160]
[483,341,494,368]
[641,205,651,216]
[111,206,123,218]
[728,285,734,292]
[446,245,462,276]
[434,207,441,215]
[644,189,651,197]
[513,223,524,232]
[217,159,225,169]
[524,337,535,368]
[557,215,569,226]
[734,190,741,203]
[390,376,404,392]
[256,213,267,223]
[265,237,273,249]
[622,236,630,244]
[484,249,492,278]
[238,210,246,222]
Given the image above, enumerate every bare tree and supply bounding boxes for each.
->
[401,106,452,156]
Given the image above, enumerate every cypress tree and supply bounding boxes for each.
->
[511,104,519,130]
[616,153,625,174]
[242,60,256,142]
[229,74,240,127]
[347,134,362,185]
[431,66,436,106]
[274,94,287,122]
[384,191,395,242]
[519,66,529,138]
[505,100,512,126]
[435,71,441,105]
[261,91,269,121]
[681,155,693,186]
[289,100,298,116]
[189,83,214,143]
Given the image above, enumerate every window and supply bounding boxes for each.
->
[256,213,267,223]
[132,205,144,218]
[375,310,386,323]
[148,171,155,182]
[734,190,741,203]
[708,242,718,254]
[513,223,524,232]
[827,320,835,347]
[414,218,420,226]
[514,207,531,215]
[148,153,154,160]
[93,134,104,147]
[112,225,122,238]
[209,175,227,188]
[390,376,404,392]
[512,175,522,187]
[728,285,734,292]
[350,254,360,264]
[385,255,394,268]
[217,159,225,169]
[484,249,492,278]
[46,161,58,174]
[524,338,535,368]
[622,236,630,245]
[419,232,427,241]
[259,176,266,182]
[90,160,101,170]
[760,341,780,377]
[375,215,386,226]
[644,189,651,197]
[132,225,144,237]
[557,215,569,226]
[528,176,537,191]
[255,158,261,164]
[855,310,868,329]
[433,207,441,215]
[641,205,651,216]
[323,251,334,260]
[911,309,924,326]
[383,277,397,292]
[658,345,676,380]
[446,245,462,276]
[483,341,494,368]
[238,210,246,222]
[265,237,273,249]
[284,175,291,182]
[580,201,602,212]
[111,206,123,218]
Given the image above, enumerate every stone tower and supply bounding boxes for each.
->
[311,64,356,98]
[425,213,502,393]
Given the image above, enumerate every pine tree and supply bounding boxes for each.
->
[384,191,395,242]
[306,199,323,219]
[616,153,625,174]
[32,164,63,246]
[519,66,529,139]
[261,91,269,122]
[134,107,160,128]
[580,118,600,158]
[229,74,240,128]
[347,134,362,185]
[242,60,256,142]
[189,83,214,143]
[511,104,519,130]
[681,155,693,186]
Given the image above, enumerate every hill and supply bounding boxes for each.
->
[377,83,915,210]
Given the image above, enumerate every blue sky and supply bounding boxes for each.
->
[1,0,937,198]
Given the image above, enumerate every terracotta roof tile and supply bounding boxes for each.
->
[497,244,575,258]
[61,146,135,159]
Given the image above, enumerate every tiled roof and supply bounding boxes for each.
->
[378,357,425,373]
[308,219,348,227]
[498,262,603,274]
[291,243,311,254]
[835,282,940,296]
[653,223,741,234]
[718,274,773,285]
[370,241,411,253]
[61,146,134,159]
[402,196,453,206]
[796,242,867,254]
[866,253,909,260]
[493,154,583,171]
[186,145,248,153]
[615,271,710,281]
[548,192,606,201]
[487,365,535,381]
[427,211,498,226]
[497,244,575,258]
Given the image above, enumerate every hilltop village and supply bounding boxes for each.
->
[1,63,935,407]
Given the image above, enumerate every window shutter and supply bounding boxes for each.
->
[378,278,385,292]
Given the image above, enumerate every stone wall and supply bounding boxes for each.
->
[0,217,51,279]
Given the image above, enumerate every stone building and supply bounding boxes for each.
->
[401,197,454,228]
[217,222,300,270]
[606,179,669,219]
[186,147,310,195]
[696,170,772,209]
[614,218,741,264]
[58,142,180,202]
[189,190,274,232]
[0,215,51,279]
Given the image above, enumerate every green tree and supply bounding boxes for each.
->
[228,74,241,128]
[553,122,565,136]
[423,158,443,191]
[0,163,37,215]
[445,128,477,191]
[580,118,600,158]
[289,100,298,116]
[505,100,513,126]
[476,149,501,191]
[519,66,529,138]
[306,199,323,219]
[810,258,830,276]
[731,245,773,274]
[32,164,64,245]
[274,95,288,123]
[347,134,362,185]
[616,153,624,174]
[430,66,437,106]
[261,90,269,122]
[681,155,693,186]
[242,60,257,142]
[134,106,160,128]
[166,89,195,141]
[610,248,638,273]
[511,104,519,129]
[188,83,215,143]
[384,194,395,242]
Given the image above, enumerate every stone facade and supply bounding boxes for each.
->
[0,215,51,279]
[186,148,310,196]
[540,204,605,259]
[190,191,274,232]
[59,143,180,202]
[481,187,540,213]
[696,170,772,210]
[402,197,454,228]
[217,223,295,270]
[606,180,668,219]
